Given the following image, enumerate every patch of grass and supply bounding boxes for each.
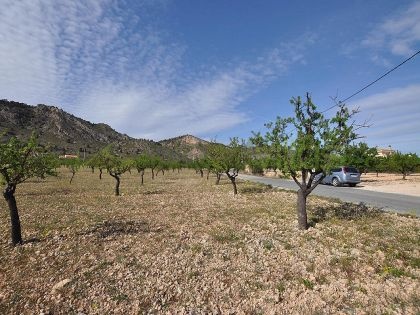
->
[210,228,243,243]
[111,291,129,303]
[300,278,314,290]
[330,256,356,276]
[276,281,286,294]
[380,266,408,278]
[410,257,420,268]
[281,241,293,250]
[261,239,274,250]
[190,243,203,254]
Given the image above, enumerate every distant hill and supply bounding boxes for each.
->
[0,99,202,160]
[159,134,210,160]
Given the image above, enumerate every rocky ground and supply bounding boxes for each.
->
[1,169,419,314]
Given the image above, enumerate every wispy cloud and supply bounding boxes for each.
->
[0,0,311,140]
[351,84,420,152]
[362,2,420,58]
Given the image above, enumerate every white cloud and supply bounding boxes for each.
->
[362,2,420,57]
[0,0,310,140]
[351,84,420,152]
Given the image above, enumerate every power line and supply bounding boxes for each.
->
[321,49,420,114]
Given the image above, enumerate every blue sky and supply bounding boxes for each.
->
[0,0,419,153]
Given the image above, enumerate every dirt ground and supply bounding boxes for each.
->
[0,169,419,314]
[359,173,420,197]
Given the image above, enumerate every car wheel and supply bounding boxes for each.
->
[332,178,340,187]
[349,183,356,187]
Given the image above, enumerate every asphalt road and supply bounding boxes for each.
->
[238,174,420,216]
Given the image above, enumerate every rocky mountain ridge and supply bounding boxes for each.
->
[0,99,208,160]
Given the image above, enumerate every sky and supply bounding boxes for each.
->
[0,0,419,153]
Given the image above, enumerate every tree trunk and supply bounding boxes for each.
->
[403,172,406,180]
[231,178,238,195]
[226,173,238,195]
[110,174,120,196]
[140,170,144,185]
[215,173,221,185]
[99,169,103,180]
[206,170,210,180]
[200,169,204,178]
[152,169,155,179]
[4,185,22,245]
[70,171,75,184]
[91,166,94,173]
[297,189,308,230]
[162,170,165,176]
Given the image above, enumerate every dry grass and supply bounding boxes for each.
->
[0,168,419,314]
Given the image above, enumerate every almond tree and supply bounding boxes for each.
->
[0,135,56,245]
[251,94,359,229]
[99,147,132,196]
[157,160,170,176]
[148,156,161,180]
[62,157,82,184]
[207,138,247,194]
[192,158,206,178]
[206,142,227,185]
[387,151,419,180]
[134,154,150,185]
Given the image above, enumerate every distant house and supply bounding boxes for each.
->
[59,154,79,159]
[376,146,395,157]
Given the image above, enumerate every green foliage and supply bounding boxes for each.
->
[252,94,357,182]
[342,142,377,173]
[300,278,314,290]
[207,138,247,175]
[206,142,227,175]
[61,157,83,183]
[148,155,162,170]
[248,157,265,175]
[192,158,207,172]
[380,266,408,278]
[133,154,150,172]
[61,157,82,172]
[157,159,170,173]
[0,134,57,186]
[250,93,358,229]
[372,156,388,173]
[386,152,419,178]
[0,134,57,244]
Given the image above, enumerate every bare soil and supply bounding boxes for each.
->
[0,169,419,314]
[359,173,420,197]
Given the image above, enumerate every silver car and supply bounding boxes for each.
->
[320,166,361,187]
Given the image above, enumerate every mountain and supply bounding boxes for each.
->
[0,99,187,160]
[159,135,210,160]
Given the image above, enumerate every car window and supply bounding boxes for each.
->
[344,167,359,173]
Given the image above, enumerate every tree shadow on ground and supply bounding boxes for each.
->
[142,190,165,195]
[82,220,153,239]
[240,185,273,194]
[23,237,42,244]
[310,202,383,225]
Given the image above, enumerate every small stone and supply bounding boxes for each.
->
[51,278,71,294]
